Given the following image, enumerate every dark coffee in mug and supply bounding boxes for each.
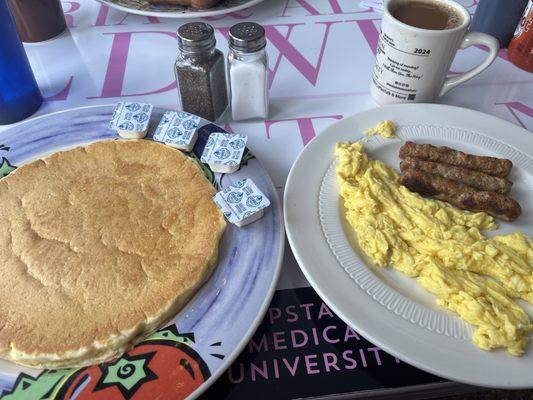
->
[371,0,498,105]
[391,0,464,30]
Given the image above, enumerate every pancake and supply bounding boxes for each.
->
[0,139,226,368]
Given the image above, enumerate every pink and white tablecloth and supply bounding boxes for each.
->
[6,0,533,300]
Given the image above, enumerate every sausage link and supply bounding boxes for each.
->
[400,166,522,221]
[400,157,513,194]
[399,142,513,178]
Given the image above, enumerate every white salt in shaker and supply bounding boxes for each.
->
[227,22,269,121]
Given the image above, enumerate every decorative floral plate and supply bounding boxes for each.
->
[0,105,284,399]
[96,0,265,18]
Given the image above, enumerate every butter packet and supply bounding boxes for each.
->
[201,132,248,174]
[214,178,270,227]
[109,102,153,139]
[153,111,201,152]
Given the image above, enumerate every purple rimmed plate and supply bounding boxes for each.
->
[0,105,283,400]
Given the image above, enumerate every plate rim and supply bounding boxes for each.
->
[95,0,265,18]
[0,104,285,400]
[284,103,533,389]
[191,155,285,400]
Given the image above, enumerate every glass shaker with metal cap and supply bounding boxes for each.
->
[175,22,228,122]
[227,22,269,121]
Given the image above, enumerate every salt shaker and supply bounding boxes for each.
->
[228,22,269,121]
[175,22,228,122]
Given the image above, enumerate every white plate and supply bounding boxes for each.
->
[96,0,265,18]
[284,104,533,389]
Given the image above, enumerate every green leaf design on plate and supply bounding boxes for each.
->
[188,152,216,188]
[0,158,16,178]
[241,150,255,166]
[145,326,195,346]
[0,369,72,400]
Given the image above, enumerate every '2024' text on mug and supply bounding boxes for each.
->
[371,0,499,105]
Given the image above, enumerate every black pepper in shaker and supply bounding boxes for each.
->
[175,22,228,122]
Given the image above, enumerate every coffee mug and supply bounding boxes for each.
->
[370,0,499,105]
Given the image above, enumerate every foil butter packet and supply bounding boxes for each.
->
[201,132,248,174]
[109,102,153,139]
[153,111,201,152]
[214,178,270,227]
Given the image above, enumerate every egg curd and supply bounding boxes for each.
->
[336,141,533,356]
[364,120,397,138]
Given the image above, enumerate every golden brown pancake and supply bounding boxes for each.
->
[0,140,226,368]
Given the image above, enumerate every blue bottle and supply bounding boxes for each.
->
[0,0,42,125]
[471,0,529,48]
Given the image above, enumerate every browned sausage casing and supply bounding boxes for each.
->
[401,157,513,194]
[400,166,522,221]
[399,141,513,178]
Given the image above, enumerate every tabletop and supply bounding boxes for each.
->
[1,0,532,398]
[13,0,533,288]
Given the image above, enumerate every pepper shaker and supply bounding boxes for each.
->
[175,22,228,122]
[228,22,269,121]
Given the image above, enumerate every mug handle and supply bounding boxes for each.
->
[439,32,499,97]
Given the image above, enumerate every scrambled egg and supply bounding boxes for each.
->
[336,141,533,356]
[364,120,397,138]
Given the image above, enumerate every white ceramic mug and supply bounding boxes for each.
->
[370,0,499,105]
